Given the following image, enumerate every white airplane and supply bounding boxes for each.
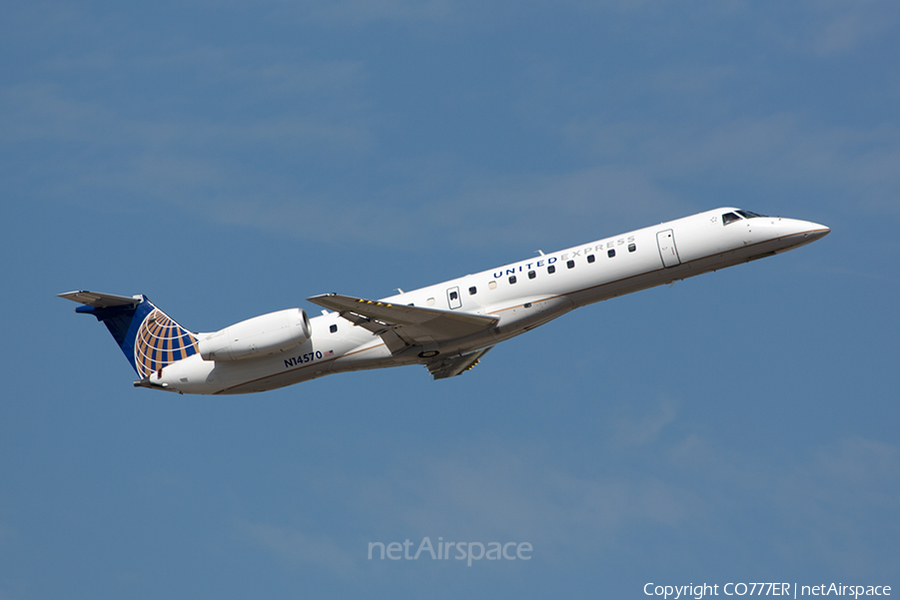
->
[60,208,828,395]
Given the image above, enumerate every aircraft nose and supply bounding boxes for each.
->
[775,218,829,250]
[801,220,830,241]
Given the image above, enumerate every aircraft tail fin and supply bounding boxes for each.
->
[59,290,199,378]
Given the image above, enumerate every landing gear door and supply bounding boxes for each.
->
[447,286,462,309]
[656,229,681,268]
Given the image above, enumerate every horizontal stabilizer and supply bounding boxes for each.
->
[427,347,492,380]
[58,290,140,308]
[307,293,498,353]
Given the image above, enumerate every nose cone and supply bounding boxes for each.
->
[799,220,830,242]
[775,217,830,251]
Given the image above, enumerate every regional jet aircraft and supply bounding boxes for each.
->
[60,208,828,394]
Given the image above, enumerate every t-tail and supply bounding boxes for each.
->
[58,291,198,382]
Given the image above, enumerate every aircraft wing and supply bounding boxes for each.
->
[306,293,498,354]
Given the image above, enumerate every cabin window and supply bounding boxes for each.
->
[329,324,338,333]
[722,212,741,225]
[628,243,636,253]
[587,254,595,263]
[548,265,556,274]
[607,249,616,258]
[508,275,517,284]
[488,281,497,290]
[468,286,477,295]
[528,270,536,279]
[449,290,458,301]
[567,259,575,269]
[524,302,532,309]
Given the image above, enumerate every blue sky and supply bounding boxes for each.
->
[2,1,899,598]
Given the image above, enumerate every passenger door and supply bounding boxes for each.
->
[656,229,681,267]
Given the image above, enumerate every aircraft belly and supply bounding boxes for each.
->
[485,296,574,341]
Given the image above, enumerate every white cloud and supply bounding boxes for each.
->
[111,161,685,250]
[238,520,358,577]
[800,2,897,57]
[7,0,898,252]
[347,443,701,559]
[565,114,900,213]
[415,165,688,250]
[815,436,900,500]
[301,0,455,25]
[230,428,900,577]
[610,397,677,447]
[666,432,900,575]
[0,57,376,221]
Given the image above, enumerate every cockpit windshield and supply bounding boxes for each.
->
[722,209,768,225]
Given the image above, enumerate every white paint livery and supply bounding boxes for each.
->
[60,207,829,395]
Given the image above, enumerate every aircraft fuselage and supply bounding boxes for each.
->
[144,207,827,394]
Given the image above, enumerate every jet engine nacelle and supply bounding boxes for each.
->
[198,308,312,361]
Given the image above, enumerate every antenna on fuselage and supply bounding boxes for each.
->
[535,250,545,256]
